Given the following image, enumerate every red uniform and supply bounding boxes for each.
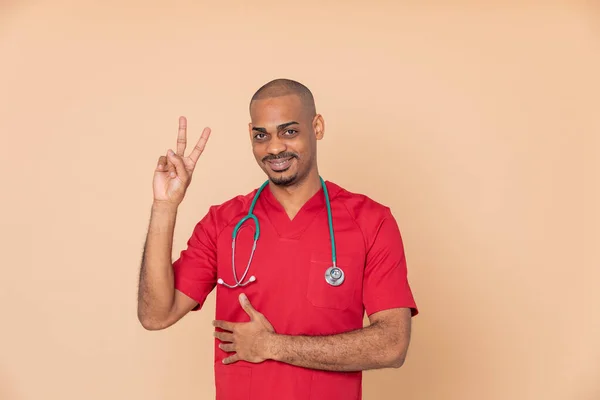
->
[173,180,418,400]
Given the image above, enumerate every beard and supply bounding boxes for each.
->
[269,172,299,186]
[262,151,301,186]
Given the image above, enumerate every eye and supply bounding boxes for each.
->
[284,129,297,135]
[254,133,267,140]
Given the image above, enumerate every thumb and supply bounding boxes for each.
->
[167,149,189,181]
[239,293,257,320]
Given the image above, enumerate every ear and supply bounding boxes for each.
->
[313,114,325,140]
[248,122,254,141]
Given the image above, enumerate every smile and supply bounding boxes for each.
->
[267,157,293,172]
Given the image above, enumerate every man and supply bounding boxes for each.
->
[137,78,418,400]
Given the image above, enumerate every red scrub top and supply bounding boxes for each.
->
[173,180,418,400]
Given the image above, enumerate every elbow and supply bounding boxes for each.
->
[385,344,408,369]
[389,352,407,369]
[137,310,169,331]
[139,318,165,331]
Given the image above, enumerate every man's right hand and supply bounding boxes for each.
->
[153,116,211,207]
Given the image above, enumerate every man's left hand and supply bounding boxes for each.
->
[213,293,275,365]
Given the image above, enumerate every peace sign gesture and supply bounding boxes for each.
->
[153,116,211,207]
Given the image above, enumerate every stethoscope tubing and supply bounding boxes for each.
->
[217,176,337,288]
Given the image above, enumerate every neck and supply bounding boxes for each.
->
[269,170,322,219]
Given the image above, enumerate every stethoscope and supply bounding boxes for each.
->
[217,176,344,289]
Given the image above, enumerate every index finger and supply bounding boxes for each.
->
[188,127,211,164]
[176,116,187,156]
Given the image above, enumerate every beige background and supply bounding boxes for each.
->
[0,1,598,399]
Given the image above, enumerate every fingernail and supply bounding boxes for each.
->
[240,293,247,302]
[168,149,174,156]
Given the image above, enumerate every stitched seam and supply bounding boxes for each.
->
[213,191,258,244]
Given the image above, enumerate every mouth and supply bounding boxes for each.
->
[266,157,294,172]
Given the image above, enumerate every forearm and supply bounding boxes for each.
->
[266,321,407,372]
[137,202,179,327]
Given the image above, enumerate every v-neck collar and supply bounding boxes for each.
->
[259,180,342,240]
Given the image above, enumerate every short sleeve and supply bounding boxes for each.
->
[172,207,219,311]
[362,212,418,317]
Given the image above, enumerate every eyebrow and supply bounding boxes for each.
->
[252,121,299,133]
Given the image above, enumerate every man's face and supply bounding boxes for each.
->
[248,94,323,186]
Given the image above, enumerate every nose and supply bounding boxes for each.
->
[266,135,287,155]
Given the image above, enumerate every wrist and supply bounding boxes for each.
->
[151,201,179,214]
[263,332,284,361]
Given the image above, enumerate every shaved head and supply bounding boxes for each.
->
[250,78,316,117]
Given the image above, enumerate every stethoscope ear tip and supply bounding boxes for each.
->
[217,278,224,285]
[249,276,256,282]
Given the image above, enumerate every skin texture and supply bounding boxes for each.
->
[137,79,413,372]
[137,117,209,330]
[213,294,411,371]
[248,93,325,219]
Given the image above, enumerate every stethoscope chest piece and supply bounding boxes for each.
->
[325,266,345,286]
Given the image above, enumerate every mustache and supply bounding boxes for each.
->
[262,152,298,162]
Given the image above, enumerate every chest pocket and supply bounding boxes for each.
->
[306,251,363,311]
